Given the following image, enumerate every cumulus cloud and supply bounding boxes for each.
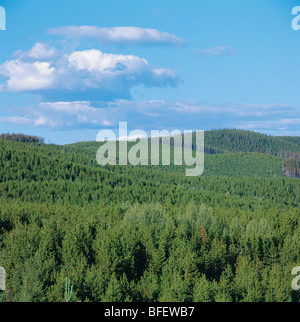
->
[48,26,186,47]
[14,42,58,60]
[0,60,55,91]
[68,49,148,74]
[2,39,297,136]
[0,45,179,101]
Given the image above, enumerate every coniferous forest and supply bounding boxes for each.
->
[0,129,299,302]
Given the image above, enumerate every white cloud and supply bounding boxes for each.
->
[237,119,300,131]
[0,60,55,91]
[15,42,58,60]
[48,26,186,47]
[33,116,59,127]
[68,49,148,74]
[0,101,113,129]
[0,116,32,125]
[40,101,95,114]
[0,46,179,100]
[1,99,299,137]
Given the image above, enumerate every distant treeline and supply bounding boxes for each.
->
[185,129,300,179]
[0,133,44,144]
[202,129,300,157]
[163,129,300,158]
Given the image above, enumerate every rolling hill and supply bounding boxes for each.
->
[0,130,299,302]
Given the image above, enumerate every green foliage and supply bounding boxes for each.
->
[203,129,300,156]
[0,131,299,302]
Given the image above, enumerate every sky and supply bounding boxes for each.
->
[0,0,299,144]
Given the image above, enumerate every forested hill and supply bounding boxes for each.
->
[198,129,300,178]
[1,130,299,157]
[0,134,287,181]
[65,129,300,158]
[0,130,299,179]
[64,129,300,178]
[0,131,299,302]
[202,129,300,157]
[276,136,300,147]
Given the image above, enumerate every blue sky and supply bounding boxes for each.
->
[0,0,299,144]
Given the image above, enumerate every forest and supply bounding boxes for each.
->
[0,129,299,302]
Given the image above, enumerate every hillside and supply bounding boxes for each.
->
[276,136,300,147]
[65,129,300,158]
[0,131,299,302]
[202,129,300,156]
[66,129,300,178]
[64,141,285,178]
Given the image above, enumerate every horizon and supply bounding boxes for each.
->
[1,127,299,147]
[0,1,300,144]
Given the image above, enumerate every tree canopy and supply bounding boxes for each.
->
[0,130,299,302]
